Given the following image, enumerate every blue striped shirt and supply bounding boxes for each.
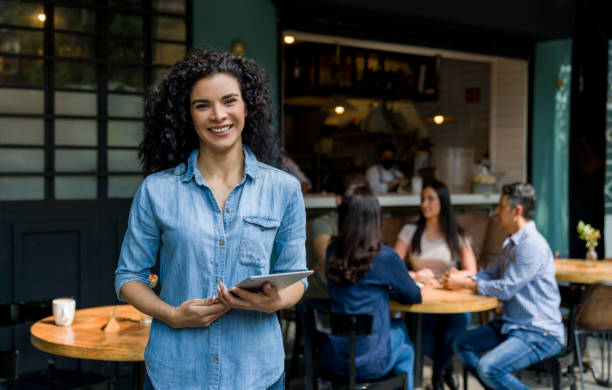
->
[475,221,564,343]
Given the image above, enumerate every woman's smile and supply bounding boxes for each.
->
[208,124,233,135]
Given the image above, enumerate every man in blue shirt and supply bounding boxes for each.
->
[444,182,563,390]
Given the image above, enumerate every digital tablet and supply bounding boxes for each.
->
[235,270,314,291]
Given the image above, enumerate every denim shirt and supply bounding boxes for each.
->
[475,221,564,343]
[114,146,308,390]
[322,244,422,379]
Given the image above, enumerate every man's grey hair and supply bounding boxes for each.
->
[501,182,536,220]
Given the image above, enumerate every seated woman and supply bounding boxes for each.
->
[321,185,422,390]
[393,179,477,390]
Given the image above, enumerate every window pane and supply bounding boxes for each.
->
[153,0,185,13]
[108,94,142,117]
[108,13,142,38]
[108,120,142,146]
[54,7,95,32]
[55,176,96,199]
[55,91,96,115]
[0,148,44,172]
[55,149,97,172]
[0,1,45,28]
[153,17,185,41]
[55,61,96,89]
[55,33,95,58]
[108,67,143,92]
[0,118,44,144]
[0,57,44,87]
[0,176,44,200]
[55,119,97,146]
[108,37,144,62]
[0,88,44,114]
[108,175,142,198]
[153,43,185,65]
[108,150,140,172]
[0,28,43,55]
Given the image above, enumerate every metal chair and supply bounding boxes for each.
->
[0,301,115,390]
[312,307,407,389]
[574,282,612,390]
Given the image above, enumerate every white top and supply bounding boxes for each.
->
[398,224,468,279]
[366,163,405,194]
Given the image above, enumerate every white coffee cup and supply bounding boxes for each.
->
[52,298,76,326]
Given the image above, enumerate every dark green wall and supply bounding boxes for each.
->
[531,39,572,256]
[191,0,279,107]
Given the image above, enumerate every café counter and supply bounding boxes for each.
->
[304,193,500,210]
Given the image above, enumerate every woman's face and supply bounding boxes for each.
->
[420,186,441,220]
[189,73,247,153]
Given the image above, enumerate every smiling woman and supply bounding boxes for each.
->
[114,49,308,390]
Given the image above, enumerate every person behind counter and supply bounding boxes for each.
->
[114,49,308,390]
[393,179,477,390]
[322,185,422,389]
[366,141,407,194]
[305,173,366,299]
[444,183,563,390]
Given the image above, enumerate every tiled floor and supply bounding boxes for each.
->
[287,336,610,389]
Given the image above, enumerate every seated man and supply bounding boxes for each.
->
[444,182,563,390]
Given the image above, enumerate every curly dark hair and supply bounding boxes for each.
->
[327,185,381,284]
[139,48,280,174]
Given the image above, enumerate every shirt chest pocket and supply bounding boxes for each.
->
[239,216,281,269]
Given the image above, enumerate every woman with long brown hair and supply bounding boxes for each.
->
[322,185,422,389]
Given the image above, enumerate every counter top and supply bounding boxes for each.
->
[304,193,500,209]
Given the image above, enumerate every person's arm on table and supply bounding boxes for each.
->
[387,251,422,304]
[473,245,541,300]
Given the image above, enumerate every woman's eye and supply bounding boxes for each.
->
[225,98,237,104]
[195,104,209,109]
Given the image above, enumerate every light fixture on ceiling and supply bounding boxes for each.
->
[37,13,46,22]
[327,95,356,115]
[283,35,295,44]
[424,108,455,125]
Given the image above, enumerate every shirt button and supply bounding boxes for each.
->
[260,226,265,231]
[226,208,231,213]
[219,240,224,246]
[212,356,218,362]
[217,278,221,284]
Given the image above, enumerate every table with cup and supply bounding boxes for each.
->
[31,302,149,389]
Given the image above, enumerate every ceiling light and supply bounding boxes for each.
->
[37,13,46,22]
[283,35,295,44]
[334,106,345,115]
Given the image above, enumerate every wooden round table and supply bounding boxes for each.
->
[31,304,149,361]
[555,258,612,284]
[31,305,149,389]
[390,286,499,388]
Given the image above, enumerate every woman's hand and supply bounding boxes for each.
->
[414,268,435,282]
[168,297,230,328]
[217,282,286,314]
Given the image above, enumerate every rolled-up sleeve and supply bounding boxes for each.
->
[114,179,161,301]
[271,179,308,290]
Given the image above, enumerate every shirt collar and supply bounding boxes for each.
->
[181,145,259,184]
[507,220,536,246]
